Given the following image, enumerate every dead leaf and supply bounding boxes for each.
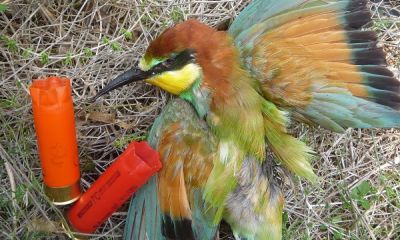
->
[86,111,116,124]
[27,218,59,233]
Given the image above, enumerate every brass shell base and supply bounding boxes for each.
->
[44,180,81,205]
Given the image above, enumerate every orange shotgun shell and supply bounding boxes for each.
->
[30,77,81,205]
[66,141,161,234]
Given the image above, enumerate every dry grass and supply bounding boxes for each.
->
[0,0,399,239]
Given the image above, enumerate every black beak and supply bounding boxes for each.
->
[91,67,150,101]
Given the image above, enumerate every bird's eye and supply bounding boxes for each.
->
[163,58,174,66]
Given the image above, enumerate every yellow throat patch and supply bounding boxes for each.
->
[144,63,201,95]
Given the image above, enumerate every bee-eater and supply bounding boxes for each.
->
[93,0,400,239]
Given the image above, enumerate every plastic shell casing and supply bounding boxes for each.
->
[67,141,161,234]
[30,77,81,205]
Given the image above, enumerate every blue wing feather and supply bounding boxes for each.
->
[229,0,400,132]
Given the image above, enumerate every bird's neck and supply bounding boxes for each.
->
[180,78,211,119]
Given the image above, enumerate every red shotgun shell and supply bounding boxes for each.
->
[67,141,161,233]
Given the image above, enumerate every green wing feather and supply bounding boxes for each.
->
[230,0,400,132]
[124,99,218,240]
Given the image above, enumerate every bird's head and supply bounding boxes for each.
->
[93,19,234,100]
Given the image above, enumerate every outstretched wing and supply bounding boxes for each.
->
[124,99,218,240]
[230,0,400,132]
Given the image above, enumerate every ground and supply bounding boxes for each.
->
[0,0,399,239]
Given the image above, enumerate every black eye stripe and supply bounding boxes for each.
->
[148,49,196,75]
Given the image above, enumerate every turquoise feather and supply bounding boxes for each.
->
[124,176,163,240]
[299,92,400,132]
[191,190,218,239]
